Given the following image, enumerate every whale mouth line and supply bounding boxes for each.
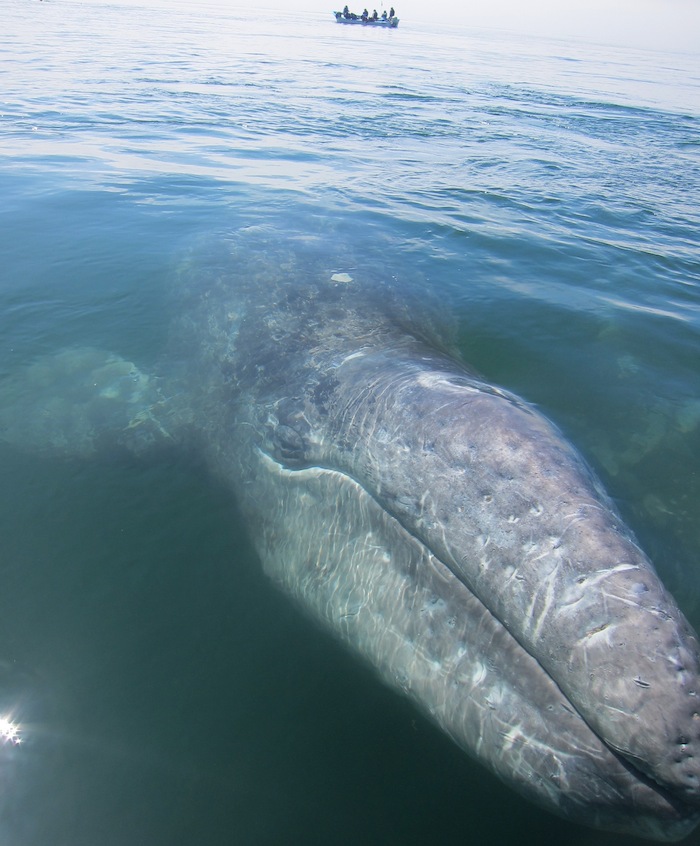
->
[255,447,700,825]
[256,447,578,693]
[257,445,558,663]
[255,449,645,770]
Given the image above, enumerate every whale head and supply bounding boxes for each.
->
[1,236,699,840]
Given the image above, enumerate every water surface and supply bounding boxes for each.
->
[1,2,699,843]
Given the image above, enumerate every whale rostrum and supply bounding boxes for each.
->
[2,231,699,840]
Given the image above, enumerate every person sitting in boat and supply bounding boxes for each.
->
[361,8,369,20]
[389,6,395,16]
[342,4,350,16]
[381,10,387,18]
[371,9,378,19]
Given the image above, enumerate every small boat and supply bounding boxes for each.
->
[333,11,400,27]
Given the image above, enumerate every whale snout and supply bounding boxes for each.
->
[305,347,700,834]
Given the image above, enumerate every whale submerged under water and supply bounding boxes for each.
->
[2,230,700,841]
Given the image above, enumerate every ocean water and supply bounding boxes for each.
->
[1,1,700,844]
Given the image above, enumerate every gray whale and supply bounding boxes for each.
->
[2,231,700,840]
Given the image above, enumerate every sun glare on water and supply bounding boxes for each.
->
[0,716,21,746]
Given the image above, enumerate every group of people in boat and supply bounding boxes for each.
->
[340,5,396,21]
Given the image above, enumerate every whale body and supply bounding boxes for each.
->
[2,231,700,840]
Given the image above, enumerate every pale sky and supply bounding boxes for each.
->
[285,0,700,53]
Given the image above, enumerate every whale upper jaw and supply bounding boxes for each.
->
[247,446,700,842]
[247,341,700,836]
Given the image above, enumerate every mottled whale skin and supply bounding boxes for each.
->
[3,233,700,840]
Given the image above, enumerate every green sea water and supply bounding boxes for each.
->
[1,1,699,843]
